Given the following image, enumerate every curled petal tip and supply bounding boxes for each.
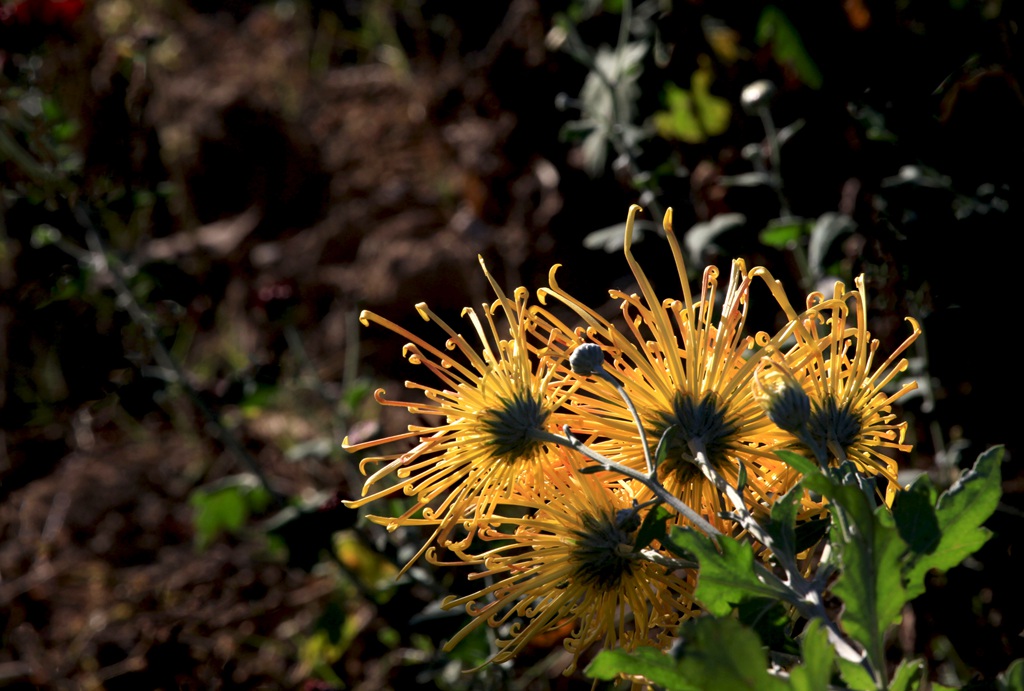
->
[624,204,643,251]
[663,207,673,233]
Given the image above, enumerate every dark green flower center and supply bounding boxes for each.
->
[654,393,736,482]
[806,397,862,454]
[569,512,638,590]
[480,391,549,462]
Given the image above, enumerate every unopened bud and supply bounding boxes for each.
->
[752,367,811,433]
[741,80,776,114]
[569,343,605,375]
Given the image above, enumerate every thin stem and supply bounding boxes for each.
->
[640,548,698,571]
[758,104,790,219]
[531,427,722,540]
[594,369,655,477]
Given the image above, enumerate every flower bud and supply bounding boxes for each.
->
[741,79,776,114]
[752,366,811,433]
[569,343,605,375]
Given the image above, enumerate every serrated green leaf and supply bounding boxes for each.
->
[669,528,787,616]
[889,658,925,691]
[892,475,940,555]
[586,646,694,690]
[904,446,1003,599]
[789,619,834,691]
[997,658,1024,691]
[825,484,907,674]
[636,505,673,551]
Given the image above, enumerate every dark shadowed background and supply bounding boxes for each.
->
[1,0,1021,688]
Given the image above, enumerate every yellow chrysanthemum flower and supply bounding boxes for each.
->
[343,258,579,571]
[753,275,921,502]
[532,205,805,528]
[437,447,697,673]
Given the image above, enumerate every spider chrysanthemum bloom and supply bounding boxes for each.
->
[764,276,922,502]
[437,449,697,673]
[343,258,579,570]
[532,205,805,528]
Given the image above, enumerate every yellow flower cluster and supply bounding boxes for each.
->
[342,204,920,673]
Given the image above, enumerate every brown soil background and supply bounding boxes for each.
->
[1,1,1022,689]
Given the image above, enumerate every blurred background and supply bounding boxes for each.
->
[1,0,1021,688]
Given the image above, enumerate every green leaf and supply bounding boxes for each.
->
[836,657,876,691]
[794,516,831,554]
[654,62,731,144]
[807,213,855,281]
[767,481,802,558]
[774,450,821,478]
[190,486,249,549]
[655,83,704,144]
[997,658,1024,691]
[904,446,1003,599]
[655,426,678,466]
[677,617,789,690]
[736,598,797,655]
[889,658,925,691]
[806,478,907,674]
[342,379,373,411]
[759,218,808,249]
[669,528,787,616]
[756,6,823,89]
[636,505,673,551]
[588,619,791,690]
[189,474,269,549]
[690,62,732,137]
[892,475,940,555]
[789,620,834,691]
[683,213,747,266]
[586,647,694,690]
[31,223,62,248]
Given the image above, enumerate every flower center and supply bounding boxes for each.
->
[806,397,862,455]
[654,393,736,482]
[569,512,638,590]
[479,390,550,462]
